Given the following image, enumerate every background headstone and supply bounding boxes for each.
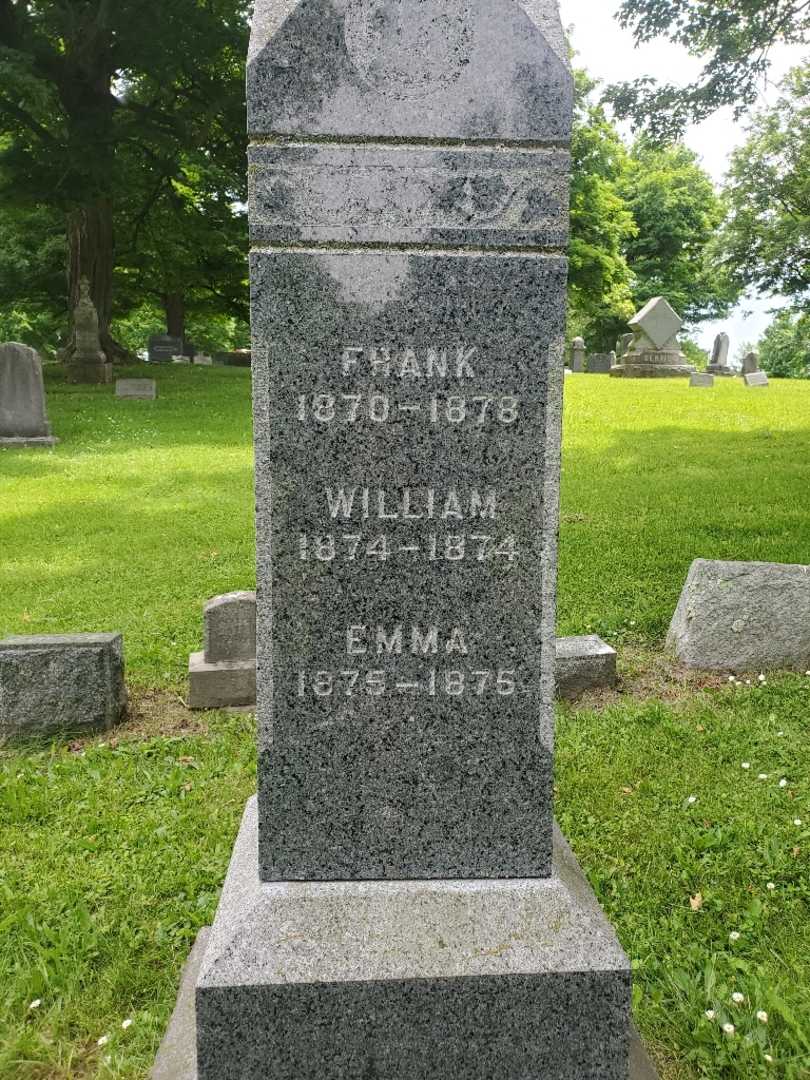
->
[115,378,157,400]
[556,635,617,699]
[611,297,695,379]
[587,351,615,374]
[570,336,586,372]
[188,592,257,710]
[668,559,810,672]
[0,633,126,740]
[742,351,761,375]
[707,332,733,376]
[193,3,633,1079]
[149,335,184,364]
[0,342,59,448]
[690,372,715,388]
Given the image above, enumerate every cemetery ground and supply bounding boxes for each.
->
[1,366,809,1079]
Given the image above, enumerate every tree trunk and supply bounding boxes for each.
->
[67,201,130,363]
[163,292,186,340]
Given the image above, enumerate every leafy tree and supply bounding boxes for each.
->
[607,0,810,138]
[568,71,636,348]
[621,141,740,323]
[0,0,249,361]
[714,66,810,306]
[757,308,810,378]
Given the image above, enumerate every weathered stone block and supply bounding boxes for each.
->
[195,799,632,1080]
[204,592,256,663]
[0,342,58,448]
[556,635,617,699]
[188,653,256,711]
[0,633,126,740]
[690,373,715,388]
[745,371,769,387]
[586,352,615,374]
[115,378,158,400]
[667,559,810,672]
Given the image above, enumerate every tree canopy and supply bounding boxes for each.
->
[714,65,810,307]
[607,0,810,138]
[0,0,249,360]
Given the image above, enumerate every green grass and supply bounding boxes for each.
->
[1,367,809,1078]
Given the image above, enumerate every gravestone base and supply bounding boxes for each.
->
[0,435,59,449]
[67,361,113,385]
[191,798,634,1080]
[188,652,256,710]
[556,635,618,699]
[705,366,734,378]
[611,354,694,379]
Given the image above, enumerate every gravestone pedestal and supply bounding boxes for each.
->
[189,1,637,1076]
[196,799,631,1080]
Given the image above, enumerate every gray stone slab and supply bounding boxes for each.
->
[156,924,657,1080]
[248,0,573,143]
[667,559,810,672]
[745,371,769,387]
[188,652,256,710]
[0,342,57,442]
[690,372,715,388]
[0,633,126,740]
[556,635,617,699]
[204,592,257,663]
[192,797,633,1080]
[115,378,157,400]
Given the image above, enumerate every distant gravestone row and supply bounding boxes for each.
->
[569,312,769,386]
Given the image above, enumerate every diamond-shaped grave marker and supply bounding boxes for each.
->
[630,296,683,349]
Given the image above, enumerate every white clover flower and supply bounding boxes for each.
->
[729,931,741,942]
[122,1018,133,1030]
[742,762,751,770]
[767,882,776,891]
[765,1054,774,1063]
[794,819,802,827]
[745,679,752,686]
[97,1034,110,1047]
[732,992,745,1004]
[758,773,769,780]
[723,1023,736,1036]
[28,999,41,1011]
[758,674,766,683]
[779,779,788,788]
[728,675,736,683]
[757,1011,769,1024]
[687,795,697,805]
[705,1009,716,1021]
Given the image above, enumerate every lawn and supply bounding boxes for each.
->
[1,366,809,1078]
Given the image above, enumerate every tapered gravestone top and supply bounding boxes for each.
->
[249,0,572,141]
[0,343,57,446]
[250,0,573,883]
[630,297,682,350]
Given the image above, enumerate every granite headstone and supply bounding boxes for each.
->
[148,335,184,364]
[742,351,761,375]
[0,342,59,448]
[0,633,126,740]
[690,372,715,388]
[193,3,634,1078]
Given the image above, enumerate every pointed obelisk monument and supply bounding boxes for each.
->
[192,2,634,1076]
